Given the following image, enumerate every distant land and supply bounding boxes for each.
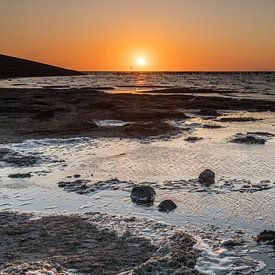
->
[0,54,84,78]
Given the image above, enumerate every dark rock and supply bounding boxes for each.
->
[185,136,203,142]
[8,173,32,179]
[73,174,81,178]
[0,149,40,166]
[202,124,223,129]
[231,134,266,144]
[158,200,177,213]
[0,148,13,158]
[247,132,275,137]
[198,169,215,186]
[218,117,261,122]
[257,230,275,245]
[131,186,156,204]
[198,109,220,117]
[220,238,244,247]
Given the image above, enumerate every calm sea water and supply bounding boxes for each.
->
[0,72,275,100]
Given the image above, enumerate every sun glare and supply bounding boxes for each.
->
[136,56,146,66]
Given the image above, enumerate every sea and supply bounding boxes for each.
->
[0,71,275,101]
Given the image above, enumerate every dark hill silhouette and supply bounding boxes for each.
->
[0,54,84,78]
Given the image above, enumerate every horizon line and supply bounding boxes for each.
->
[83,70,275,73]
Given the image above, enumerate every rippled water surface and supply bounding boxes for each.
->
[1,72,275,100]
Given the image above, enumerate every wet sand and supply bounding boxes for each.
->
[0,87,275,143]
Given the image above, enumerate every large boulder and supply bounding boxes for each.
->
[158,200,177,213]
[198,169,215,186]
[131,186,155,204]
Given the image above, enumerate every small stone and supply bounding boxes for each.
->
[130,186,155,204]
[198,169,215,186]
[158,200,177,213]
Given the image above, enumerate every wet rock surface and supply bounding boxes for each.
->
[202,124,223,129]
[158,199,177,213]
[8,172,32,178]
[0,147,41,166]
[185,136,203,142]
[1,261,68,275]
[58,179,93,194]
[198,169,215,186]
[57,176,274,197]
[257,230,275,245]
[131,186,156,204]
[0,212,157,275]
[218,116,262,122]
[131,232,199,275]
[230,132,274,144]
[197,108,221,117]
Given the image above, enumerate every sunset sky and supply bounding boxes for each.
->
[1,0,275,71]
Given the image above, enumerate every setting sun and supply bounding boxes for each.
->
[136,57,146,67]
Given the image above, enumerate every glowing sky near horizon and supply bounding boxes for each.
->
[0,0,275,71]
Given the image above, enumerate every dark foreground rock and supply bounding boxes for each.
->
[0,148,40,166]
[0,212,156,275]
[230,133,267,144]
[257,230,275,245]
[198,169,215,186]
[131,186,156,204]
[197,108,221,117]
[185,136,203,142]
[8,173,32,178]
[218,117,262,122]
[158,200,177,213]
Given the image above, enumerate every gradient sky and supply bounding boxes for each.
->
[1,0,275,71]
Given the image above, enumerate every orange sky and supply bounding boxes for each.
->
[1,0,275,71]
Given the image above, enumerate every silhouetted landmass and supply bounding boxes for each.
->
[0,54,84,78]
